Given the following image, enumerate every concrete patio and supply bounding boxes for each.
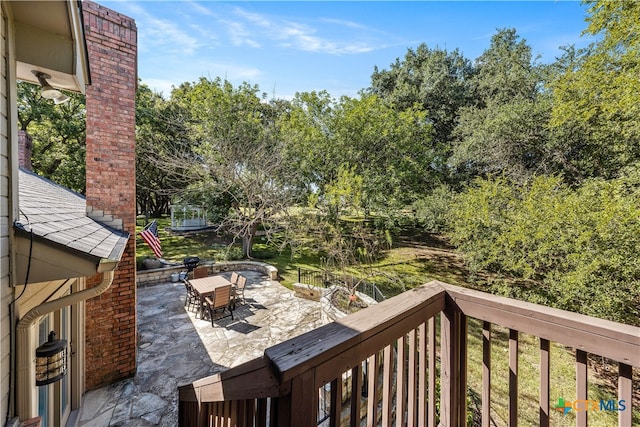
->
[75,271,324,426]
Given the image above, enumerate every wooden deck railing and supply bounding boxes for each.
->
[178,281,639,426]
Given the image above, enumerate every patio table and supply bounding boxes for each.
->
[189,275,233,318]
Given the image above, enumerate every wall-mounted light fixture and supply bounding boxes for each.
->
[32,71,70,104]
[35,331,67,386]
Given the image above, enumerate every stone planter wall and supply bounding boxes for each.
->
[292,283,324,302]
[207,261,278,280]
[319,286,378,324]
[136,260,278,287]
[136,265,185,287]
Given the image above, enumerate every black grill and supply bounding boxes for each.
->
[183,256,200,272]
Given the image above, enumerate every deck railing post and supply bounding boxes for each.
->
[576,349,588,427]
[509,329,519,426]
[428,317,437,427]
[280,370,316,427]
[441,297,467,426]
[350,364,362,427]
[482,322,491,427]
[539,339,550,427]
[618,363,632,427]
[382,345,394,425]
[366,352,380,427]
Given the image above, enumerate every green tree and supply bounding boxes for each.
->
[18,81,86,193]
[550,0,640,179]
[282,92,434,219]
[332,94,434,215]
[280,90,337,192]
[168,78,298,258]
[453,96,553,181]
[369,44,474,176]
[451,29,549,182]
[449,175,640,326]
[288,165,391,269]
[136,83,193,217]
[471,28,539,105]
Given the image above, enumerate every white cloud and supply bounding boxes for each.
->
[280,24,375,54]
[145,17,202,54]
[121,2,388,59]
[319,18,368,30]
[199,62,262,81]
[117,2,201,55]
[219,19,261,48]
[142,78,177,98]
[185,0,215,17]
[232,7,272,28]
[187,23,219,45]
[228,6,379,55]
[141,59,263,97]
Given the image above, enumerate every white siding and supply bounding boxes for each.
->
[0,4,10,422]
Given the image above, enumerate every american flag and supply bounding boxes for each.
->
[140,220,163,258]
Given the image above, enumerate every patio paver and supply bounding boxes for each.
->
[76,271,323,426]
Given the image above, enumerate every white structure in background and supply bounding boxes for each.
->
[170,204,208,231]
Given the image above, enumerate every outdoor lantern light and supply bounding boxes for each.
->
[35,331,67,386]
[32,71,70,104]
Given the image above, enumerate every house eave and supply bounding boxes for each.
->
[11,0,90,93]
[14,228,126,285]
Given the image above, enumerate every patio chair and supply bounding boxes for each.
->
[203,284,233,326]
[230,271,239,285]
[182,279,200,312]
[233,274,247,307]
[192,265,208,279]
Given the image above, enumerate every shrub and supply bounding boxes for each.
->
[214,245,244,261]
[449,174,640,325]
[412,184,455,233]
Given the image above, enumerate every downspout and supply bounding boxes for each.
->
[14,270,115,421]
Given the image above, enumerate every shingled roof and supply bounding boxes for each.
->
[15,168,128,262]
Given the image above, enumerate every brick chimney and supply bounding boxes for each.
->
[18,130,32,170]
[82,1,137,389]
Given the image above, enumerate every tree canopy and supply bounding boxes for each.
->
[125,1,639,324]
[18,82,86,193]
[550,0,640,180]
[369,44,473,155]
[151,78,300,258]
[283,92,434,216]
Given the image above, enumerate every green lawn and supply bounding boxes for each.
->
[136,216,225,268]
[136,218,465,291]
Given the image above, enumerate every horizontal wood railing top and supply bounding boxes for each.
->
[178,357,287,403]
[439,281,640,367]
[265,283,446,382]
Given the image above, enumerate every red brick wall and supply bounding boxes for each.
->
[82,1,137,389]
[17,130,32,170]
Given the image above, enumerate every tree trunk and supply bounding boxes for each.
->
[241,223,259,259]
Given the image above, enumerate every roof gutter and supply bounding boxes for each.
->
[13,225,128,265]
[15,270,115,420]
[12,224,128,285]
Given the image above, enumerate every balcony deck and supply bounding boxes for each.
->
[178,281,640,427]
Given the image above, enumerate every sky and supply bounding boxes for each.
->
[100,1,593,100]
